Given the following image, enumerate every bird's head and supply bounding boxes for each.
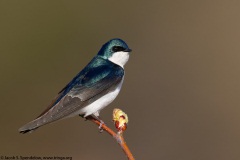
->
[98,38,132,67]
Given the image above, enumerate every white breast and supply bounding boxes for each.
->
[71,77,124,117]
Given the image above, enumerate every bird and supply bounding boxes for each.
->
[19,38,132,133]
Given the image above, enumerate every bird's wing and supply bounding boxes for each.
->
[19,58,124,133]
[38,57,124,117]
[35,56,104,117]
[68,63,124,101]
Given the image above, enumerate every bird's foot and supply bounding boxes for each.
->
[81,113,105,132]
[92,112,105,132]
[98,120,105,133]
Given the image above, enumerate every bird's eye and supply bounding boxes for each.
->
[112,46,125,52]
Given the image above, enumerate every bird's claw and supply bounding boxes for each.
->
[98,120,105,133]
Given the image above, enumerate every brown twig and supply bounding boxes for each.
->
[86,116,135,160]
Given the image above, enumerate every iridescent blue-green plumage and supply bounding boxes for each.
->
[53,56,124,107]
[98,38,131,59]
[52,38,130,107]
[19,38,131,133]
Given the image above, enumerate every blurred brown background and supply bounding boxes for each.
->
[1,0,240,159]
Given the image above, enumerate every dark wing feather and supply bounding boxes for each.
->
[19,57,124,133]
[35,56,103,118]
[68,64,124,101]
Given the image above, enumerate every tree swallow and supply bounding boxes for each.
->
[19,38,132,133]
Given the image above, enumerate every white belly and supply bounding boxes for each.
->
[70,77,124,117]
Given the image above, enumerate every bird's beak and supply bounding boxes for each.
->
[125,48,132,52]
